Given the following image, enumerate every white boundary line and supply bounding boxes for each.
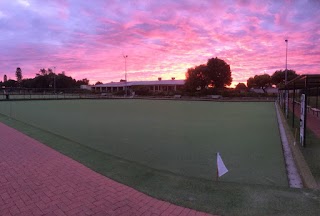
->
[275,102,303,188]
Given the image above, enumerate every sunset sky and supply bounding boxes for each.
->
[0,0,319,86]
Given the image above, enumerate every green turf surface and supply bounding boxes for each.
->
[0,107,319,216]
[0,99,287,187]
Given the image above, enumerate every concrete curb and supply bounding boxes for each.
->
[275,102,303,188]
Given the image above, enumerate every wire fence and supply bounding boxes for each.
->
[0,87,99,100]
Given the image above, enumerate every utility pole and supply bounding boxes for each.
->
[123,55,128,96]
[285,39,288,85]
[53,66,56,94]
[285,39,288,118]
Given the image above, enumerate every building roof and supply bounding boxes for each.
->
[94,80,185,87]
[280,74,320,90]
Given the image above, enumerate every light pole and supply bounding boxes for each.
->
[123,55,128,96]
[285,39,288,118]
[53,66,56,94]
[285,39,288,85]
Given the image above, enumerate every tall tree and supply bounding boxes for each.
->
[271,69,298,87]
[3,74,7,82]
[15,67,23,83]
[206,57,232,88]
[185,65,208,91]
[185,57,232,91]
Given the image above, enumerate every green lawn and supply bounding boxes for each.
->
[0,99,319,216]
[0,99,287,186]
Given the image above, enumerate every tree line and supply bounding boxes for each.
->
[184,57,298,94]
[1,61,299,94]
[1,67,90,89]
[241,69,298,93]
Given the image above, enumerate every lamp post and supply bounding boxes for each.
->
[285,39,288,118]
[53,66,56,94]
[123,55,128,96]
[285,39,288,85]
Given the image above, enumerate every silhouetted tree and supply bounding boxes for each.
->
[206,57,232,88]
[271,70,298,87]
[15,67,22,83]
[3,74,7,82]
[246,74,271,93]
[37,68,48,76]
[185,64,208,91]
[12,68,91,89]
[3,79,18,87]
[185,57,232,91]
[235,83,247,91]
[95,81,103,85]
[76,78,89,86]
[21,78,35,88]
[55,73,77,88]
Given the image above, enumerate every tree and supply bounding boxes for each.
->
[185,64,208,91]
[235,83,247,91]
[3,74,7,82]
[36,68,48,76]
[21,78,34,88]
[3,79,18,87]
[55,73,77,88]
[246,74,271,93]
[16,67,22,83]
[206,57,232,88]
[247,77,255,89]
[95,81,103,85]
[185,57,232,91]
[271,70,298,87]
[33,68,55,88]
[76,78,89,86]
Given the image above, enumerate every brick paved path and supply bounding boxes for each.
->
[289,103,320,138]
[0,123,214,216]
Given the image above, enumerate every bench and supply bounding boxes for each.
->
[307,105,312,112]
[208,95,222,99]
[174,95,182,99]
[311,108,320,117]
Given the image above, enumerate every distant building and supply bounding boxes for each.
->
[80,85,92,90]
[91,78,185,93]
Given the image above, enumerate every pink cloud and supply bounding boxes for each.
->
[0,0,319,86]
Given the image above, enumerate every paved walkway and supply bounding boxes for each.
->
[289,102,320,138]
[0,123,213,216]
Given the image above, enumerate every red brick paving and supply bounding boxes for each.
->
[0,123,215,216]
[289,102,320,138]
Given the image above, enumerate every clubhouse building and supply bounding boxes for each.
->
[91,78,185,93]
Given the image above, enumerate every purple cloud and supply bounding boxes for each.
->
[0,0,319,86]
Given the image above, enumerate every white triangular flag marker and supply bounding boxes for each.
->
[217,152,228,178]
